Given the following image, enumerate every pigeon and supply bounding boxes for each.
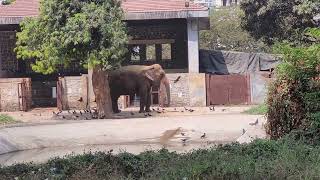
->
[242,129,246,135]
[221,109,226,112]
[188,109,195,112]
[184,107,188,111]
[147,113,152,117]
[53,111,58,115]
[80,111,83,115]
[77,97,83,102]
[181,133,185,136]
[72,110,76,114]
[68,110,71,114]
[174,76,181,83]
[152,108,155,111]
[130,112,135,115]
[156,110,162,114]
[181,138,188,143]
[61,115,65,119]
[144,113,148,117]
[249,119,259,126]
[209,106,215,111]
[201,133,206,139]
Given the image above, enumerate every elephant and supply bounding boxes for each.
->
[108,64,171,113]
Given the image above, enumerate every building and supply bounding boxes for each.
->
[0,0,210,111]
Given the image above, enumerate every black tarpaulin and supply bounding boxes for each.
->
[199,50,280,75]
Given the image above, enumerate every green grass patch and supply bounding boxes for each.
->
[2,139,320,179]
[0,114,17,125]
[243,104,268,115]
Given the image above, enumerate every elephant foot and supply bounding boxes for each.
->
[145,109,151,112]
[139,110,145,113]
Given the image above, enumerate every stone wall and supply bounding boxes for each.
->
[250,72,274,104]
[59,75,88,110]
[166,73,206,107]
[0,78,31,111]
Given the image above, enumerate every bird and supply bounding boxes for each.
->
[209,106,215,111]
[221,109,226,112]
[130,112,135,115]
[61,115,65,119]
[52,111,58,115]
[67,110,71,114]
[188,109,195,112]
[152,108,155,111]
[156,110,162,114]
[79,111,83,115]
[181,133,185,136]
[77,97,83,102]
[201,133,206,139]
[242,129,246,135]
[249,119,259,126]
[184,107,188,111]
[181,138,188,143]
[144,113,148,117]
[147,113,152,116]
[72,110,76,114]
[174,76,181,83]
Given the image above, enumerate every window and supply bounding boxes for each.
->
[130,45,141,61]
[162,44,171,61]
[146,45,156,61]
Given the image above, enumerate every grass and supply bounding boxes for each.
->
[243,104,268,115]
[0,114,17,125]
[2,138,320,179]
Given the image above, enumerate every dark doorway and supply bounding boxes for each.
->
[32,81,57,107]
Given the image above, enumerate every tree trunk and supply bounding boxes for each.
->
[92,66,113,118]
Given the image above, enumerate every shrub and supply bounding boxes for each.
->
[2,140,320,179]
[266,28,320,140]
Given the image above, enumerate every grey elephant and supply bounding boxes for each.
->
[109,64,170,113]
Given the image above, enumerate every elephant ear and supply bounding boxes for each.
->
[143,67,156,82]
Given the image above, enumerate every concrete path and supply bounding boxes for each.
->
[0,113,267,166]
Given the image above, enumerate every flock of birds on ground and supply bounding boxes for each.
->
[51,105,260,146]
[51,105,221,120]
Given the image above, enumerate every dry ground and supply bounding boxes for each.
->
[0,105,268,166]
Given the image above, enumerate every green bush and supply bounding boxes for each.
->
[266,28,320,140]
[2,139,320,179]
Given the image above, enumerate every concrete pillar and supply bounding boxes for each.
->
[187,18,199,73]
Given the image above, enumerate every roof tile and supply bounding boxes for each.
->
[0,0,207,18]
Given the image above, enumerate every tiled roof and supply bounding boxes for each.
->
[0,0,207,18]
[0,0,39,17]
[122,0,207,13]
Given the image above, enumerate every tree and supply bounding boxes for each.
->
[15,0,128,117]
[200,7,270,52]
[240,0,320,45]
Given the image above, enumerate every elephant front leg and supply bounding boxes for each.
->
[139,91,147,113]
[145,89,152,112]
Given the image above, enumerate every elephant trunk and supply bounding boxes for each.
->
[162,75,171,106]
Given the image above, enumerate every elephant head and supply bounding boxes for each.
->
[142,64,171,106]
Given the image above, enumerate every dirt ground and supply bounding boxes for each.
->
[0,105,254,124]
[0,106,268,166]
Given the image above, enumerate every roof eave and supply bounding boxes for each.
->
[124,10,209,20]
[0,17,24,25]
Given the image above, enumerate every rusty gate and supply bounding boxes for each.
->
[17,79,32,111]
[206,74,250,105]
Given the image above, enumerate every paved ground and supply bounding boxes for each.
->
[0,106,268,166]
